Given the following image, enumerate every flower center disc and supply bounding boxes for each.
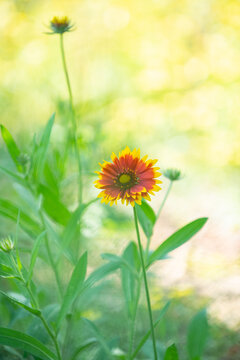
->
[119,174,131,184]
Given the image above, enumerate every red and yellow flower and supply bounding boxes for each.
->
[94,147,162,206]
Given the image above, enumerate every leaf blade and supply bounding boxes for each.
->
[148,218,208,267]
[0,125,22,172]
[56,251,88,331]
[0,327,57,360]
[187,309,209,359]
[164,344,179,360]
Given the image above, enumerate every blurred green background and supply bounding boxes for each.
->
[0,0,240,358]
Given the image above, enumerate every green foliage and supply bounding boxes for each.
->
[147,218,208,267]
[27,231,46,285]
[0,291,41,316]
[164,344,179,360]
[136,200,156,238]
[0,125,23,172]
[56,251,88,331]
[0,17,212,359]
[187,309,209,360]
[31,113,55,182]
[121,242,140,318]
[131,301,171,359]
[0,328,57,360]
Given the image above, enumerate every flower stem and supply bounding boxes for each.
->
[128,279,141,359]
[133,206,158,360]
[156,180,173,219]
[59,33,83,204]
[10,253,61,359]
[40,314,62,360]
[38,211,63,299]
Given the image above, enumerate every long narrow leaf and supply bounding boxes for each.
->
[56,251,87,331]
[148,218,208,267]
[0,291,41,316]
[43,216,75,264]
[38,184,70,226]
[187,309,208,359]
[0,166,26,186]
[32,113,55,180]
[131,301,170,359]
[0,264,16,279]
[84,261,121,290]
[0,198,41,237]
[136,200,156,238]
[0,327,57,360]
[27,231,46,284]
[70,338,97,360]
[0,125,22,172]
[82,318,113,359]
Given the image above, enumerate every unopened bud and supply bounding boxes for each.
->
[163,168,182,181]
[0,236,14,253]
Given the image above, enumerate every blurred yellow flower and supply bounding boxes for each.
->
[49,16,74,34]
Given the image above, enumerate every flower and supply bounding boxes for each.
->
[0,236,14,253]
[49,16,74,34]
[94,147,162,206]
[163,168,182,181]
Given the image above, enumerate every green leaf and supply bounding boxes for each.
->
[148,218,208,267]
[32,113,55,181]
[82,318,113,359]
[38,184,71,226]
[0,291,41,316]
[0,165,26,186]
[56,251,88,331]
[187,309,208,359]
[101,253,138,277]
[136,200,156,238]
[121,242,141,318]
[164,344,179,360]
[27,231,46,284]
[0,198,42,237]
[84,261,121,289]
[0,327,57,360]
[0,125,22,172]
[61,203,87,249]
[131,301,170,359]
[70,338,97,360]
[0,263,16,278]
[43,216,75,264]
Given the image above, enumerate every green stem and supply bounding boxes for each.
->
[145,236,151,263]
[25,179,63,299]
[128,279,141,359]
[156,180,173,219]
[40,315,62,360]
[38,212,63,299]
[60,33,83,204]
[10,250,61,359]
[133,207,158,360]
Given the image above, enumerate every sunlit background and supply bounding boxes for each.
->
[0,0,240,358]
